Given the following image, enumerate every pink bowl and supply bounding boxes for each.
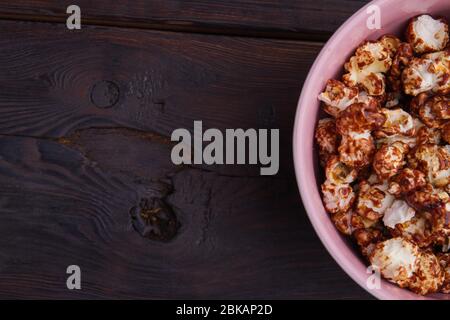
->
[293,0,450,300]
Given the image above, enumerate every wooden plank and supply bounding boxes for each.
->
[0,20,323,177]
[0,0,369,39]
[0,19,373,298]
[0,134,371,299]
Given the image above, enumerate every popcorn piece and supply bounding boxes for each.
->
[373,142,409,180]
[321,180,355,214]
[409,144,450,188]
[370,237,420,288]
[385,91,403,108]
[351,211,379,230]
[318,79,360,117]
[410,92,431,115]
[379,35,401,57]
[406,183,447,211]
[402,50,450,96]
[418,99,445,129]
[376,134,417,149]
[388,43,414,92]
[331,210,354,236]
[325,155,357,185]
[336,103,386,135]
[403,58,438,96]
[425,50,450,95]
[406,15,449,54]
[379,108,415,136]
[343,41,392,96]
[356,181,395,221]
[392,212,434,248]
[409,252,445,295]
[442,122,450,144]
[429,95,450,120]
[388,168,427,197]
[315,118,338,166]
[437,253,450,293]
[382,200,416,229]
[353,227,384,257]
[416,126,441,146]
[431,203,450,245]
[338,131,375,169]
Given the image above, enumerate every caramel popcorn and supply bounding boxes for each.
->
[379,108,415,136]
[405,184,445,211]
[431,203,450,245]
[406,15,449,54]
[437,253,450,293]
[409,144,450,187]
[318,79,360,117]
[356,181,395,221]
[342,40,394,96]
[331,210,354,236]
[403,50,450,96]
[336,103,385,135]
[354,227,384,257]
[442,122,450,144]
[315,118,338,166]
[382,200,416,229]
[429,95,450,119]
[370,238,420,288]
[338,131,375,169]
[315,14,450,295]
[388,168,427,196]
[391,212,433,248]
[321,180,355,214]
[325,155,357,185]
[373,142,408,180]
[388,43,414,92]
[409,251,445,295]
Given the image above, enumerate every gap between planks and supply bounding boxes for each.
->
[0,12,328,43]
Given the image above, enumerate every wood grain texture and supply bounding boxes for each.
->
[0,133,371,299]
[0,5,374,299]
[0,20,324,177]
[0,0,369,39]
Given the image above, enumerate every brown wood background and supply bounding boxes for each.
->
[0,0,373,299]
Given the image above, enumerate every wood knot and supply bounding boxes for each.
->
[90,80,120,108]
[130,198,179,242]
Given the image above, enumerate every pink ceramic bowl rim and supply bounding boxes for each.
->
[293,0,448,300]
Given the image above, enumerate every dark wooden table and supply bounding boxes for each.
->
[0,0,374,299]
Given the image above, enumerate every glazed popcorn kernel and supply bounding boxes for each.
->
[388,168,427,196]
[442,122,450,144]
[379,108,415,136]
[356,180,395,221]
[318,79,360,117]
[336,103,386,135]
[409,251,445,295]
[391,212,434,248]
[403,50,450,96]
[406,15,449,54]
[370,237,420,288]
[315,118,338,166]
[321,180,355,215]
[338,131,375,169]
[373,141,409,180]
[325,155,358,185]
[437,253,450,293]
[382,200,416,229]
[342,39,394,96]
[315,14,450,295]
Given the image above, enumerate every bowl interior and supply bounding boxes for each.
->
[293,0,450,300]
